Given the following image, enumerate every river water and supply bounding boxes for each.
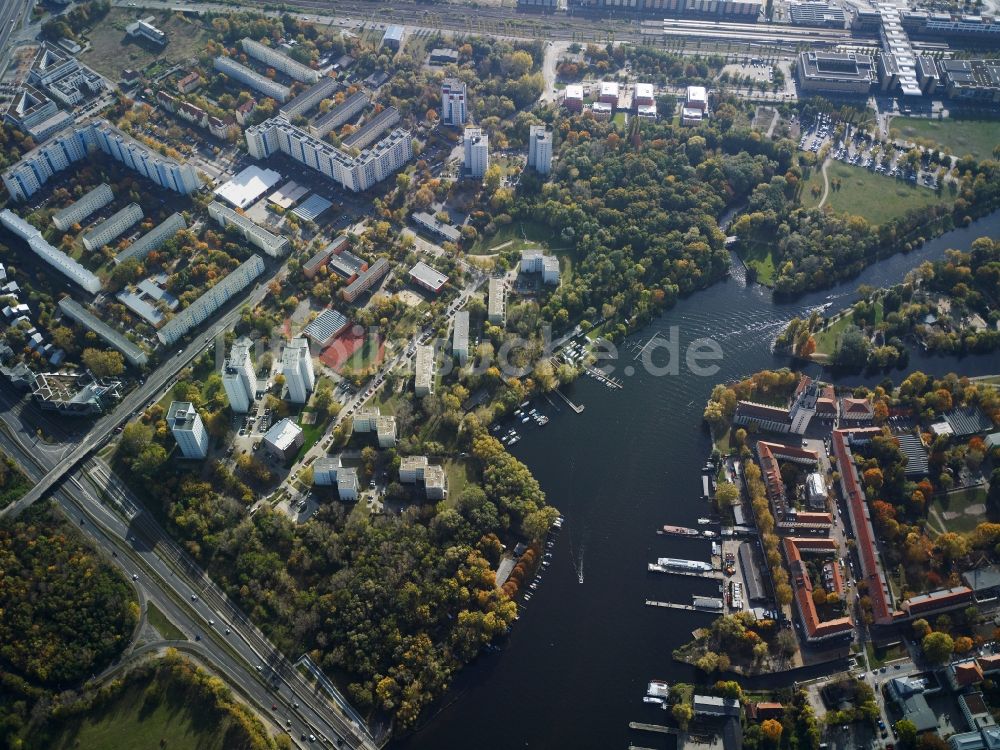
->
[399,211,1000,750]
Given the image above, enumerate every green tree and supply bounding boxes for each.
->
[672,702,693,729]
[82,347,125,377]
[922,631,954,664]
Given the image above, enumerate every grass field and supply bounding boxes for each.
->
[893,117,1000,161]
[50,674,237,750]
[929,486,989,535]
[740,241,777,286]
[442,457,479,505]
[146,603,186,641]
[469,219,559,256]
[813,301,882,358]
[80,9,214,79]
[801,161,947,225]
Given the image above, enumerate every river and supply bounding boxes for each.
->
[398,210,1000,750]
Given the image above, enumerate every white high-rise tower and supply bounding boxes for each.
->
[222,338,256,413]
[281,338,315,404]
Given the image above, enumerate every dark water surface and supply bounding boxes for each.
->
[399,211,1000,750]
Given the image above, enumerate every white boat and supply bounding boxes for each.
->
[702,530,717,538]
[509,436,520,445]
[643,696,665,705]
[647,680,670,698]
[697,517,711,525]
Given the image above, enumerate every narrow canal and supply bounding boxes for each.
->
[399,210,1000,750]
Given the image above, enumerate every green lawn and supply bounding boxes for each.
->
[929,486,990,535]
[50,675,238,750]
[343,335,383,373]
[893,117,1000,161]
[865,641,906,668]
[469,219,559,256]
[813,301,882,358]
[295,409,325,462]
[146,602,186,641]
[801,161,948,225]
[740,241,777,286]
[442,457,479,505]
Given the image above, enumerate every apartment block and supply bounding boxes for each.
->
[414,344,435,396]
[245,116,412,193]
[463,127,489,179]
[3,120,201,202]
[279,76,339,118]
[281,337,315,404]
[3,85,73,143]
[0,209,101,293]
[453,309,469,365]
[241,38,320,83]
[488,277,506,325]
[168,401,209,458]
[51,183,113,231]
[214,55,291,103]
[520,248,560,284]
[58,298,149,367]
[207,201,289,256]
[441,78,467,126]
[222,337,256,413]
[81,202,143,251]
[527,124,552,174]
[115,212,186,265]
[309,90,368,137]
[157,254,265,345]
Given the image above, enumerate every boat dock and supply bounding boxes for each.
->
[551,388,584,414]
[583,364,622,389]
[645,596,724,612]
[647,563,724,581]
[629,722,680,736]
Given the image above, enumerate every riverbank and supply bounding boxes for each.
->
[399,208,1000,750]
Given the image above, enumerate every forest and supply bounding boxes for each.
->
[0,504,137,744]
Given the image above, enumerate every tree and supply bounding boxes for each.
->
[761,718,783,744]
[82,348,125,377]
[912,618,932,638]
[672,702,693,728]
[895,719,917,747]
[954,636,974,654]
[922,631,954,664]
[715,482,739,507]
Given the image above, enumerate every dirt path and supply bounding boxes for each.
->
[817,157,832,209]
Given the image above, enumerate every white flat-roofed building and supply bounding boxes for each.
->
[28,44,104,107]
[58,298,148,367]
[564,84,583,111]
[312,457,359,500]
[599,80,619,105]
[634,82,655,105]
[115,212,186,265]
[167,401,208,458]
[0,210,101,293]
[414,344,435,396]
[351,406,397,447]
[81,202,143,251]
[157,254,265,345]
[408,260,448,293]
[262,417,303,461]
[590,102,613,120]
[245,117,412,193]
[222,338,256,413]
[411,211,461,244]
[453,310,469,364]
[52,183,113,231]
[399,455,447,498]
[686,85,708,110]
[527,124,552,174]
[520,249,560,285]
[214,55,291,102]
[207,201,288,256]
[90,120,201,194]
[488,277,506,325]
[213,164,282,209]
[281,337,315,404]
[682,107,704,126]
[441,78,467,126]
[240,38,319,83]
[126,17,166,44]
[463,127,489,178]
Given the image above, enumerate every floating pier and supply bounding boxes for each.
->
[552,388,584,414]
[629,722,680,735]
[646,595,725,612]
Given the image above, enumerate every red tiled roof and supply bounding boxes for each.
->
[758,441,820,463]
[754,702,784,719]
[952,660,984,687]
[783,537,854,642]
[829,559,845,597]
[736,400,791,424]
[793,511,834,526]
[833,429,894,624]
[902,586,973,616]
[841,397,874,418]
[977,654,1000,673]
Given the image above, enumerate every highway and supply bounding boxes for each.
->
[0,0,32,78]
[1,257,285,520]
[0,416,377,749]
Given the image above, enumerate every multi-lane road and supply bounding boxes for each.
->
[0,409,376,749]
[0,0,32,77]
